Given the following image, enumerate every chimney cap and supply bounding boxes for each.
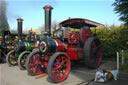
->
[17,18,23,22]
[43,5,53,10]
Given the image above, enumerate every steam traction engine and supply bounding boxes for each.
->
[18,30,40,70]
[0,30,16,63]
[6,19,37,68]
[25,5,104,83]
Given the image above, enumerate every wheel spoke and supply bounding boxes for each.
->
[38,65,42,72]
[29,61,34,63]
[52,70,58,76]
[33,65,37,72]
[29,64,35,68]
[52,64,60,70]
[35,65,39,72]
[56,58,60,65]
[55,70,60,79]
[32,55,37,61]
[60,57,66,65]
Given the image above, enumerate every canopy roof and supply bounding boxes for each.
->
[59,18,104,29]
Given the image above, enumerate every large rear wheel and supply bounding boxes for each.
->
[25,50,44,76]
[6,50,18,66]
[84,37,102,69]
[47,52,71,83]
[18,51,31,70]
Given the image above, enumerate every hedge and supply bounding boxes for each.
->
[91,25,128,59]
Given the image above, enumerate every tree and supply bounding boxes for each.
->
[113,0,128,25]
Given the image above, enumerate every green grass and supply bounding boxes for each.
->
[120,64,128,72]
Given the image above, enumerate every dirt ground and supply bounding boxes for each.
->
[0,60,128,85]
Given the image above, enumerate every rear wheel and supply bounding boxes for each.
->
[47,52,71,83]
[25,50,44,76]
[6,50,18,66]
[84,37,102,69]
[18,51,31,70]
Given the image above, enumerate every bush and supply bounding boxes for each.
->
[91,25,128,59]
[119,50,128,64]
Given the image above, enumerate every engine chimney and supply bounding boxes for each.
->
[17,18,23,40]
[43,5,53,36]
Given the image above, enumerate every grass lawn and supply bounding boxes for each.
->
[120,64,128,72]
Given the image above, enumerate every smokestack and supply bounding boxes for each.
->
[17,18,23,40]
[43,5,53,36]
[0,0,9,30]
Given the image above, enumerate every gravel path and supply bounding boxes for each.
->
[0,60,128,85]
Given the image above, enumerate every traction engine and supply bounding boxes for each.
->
[0,30,16,63]
[6,19,38,68]
[25,5,104,83]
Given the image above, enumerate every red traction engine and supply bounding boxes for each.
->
[25,5,104,83]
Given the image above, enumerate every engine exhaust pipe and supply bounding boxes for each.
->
[43,5,53,36]
[17,18,23,40]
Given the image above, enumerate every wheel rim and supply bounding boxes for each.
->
[51,54,70,82]
[90,39,102,68]
[28,53,44,75]
[20,54,28,69]
[8,52,17,65]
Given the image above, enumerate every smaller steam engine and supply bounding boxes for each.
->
[25,5,104,83]
[0,30,16,63]
[6,19,38,69]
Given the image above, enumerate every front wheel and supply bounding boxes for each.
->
[84,37,102,69]
[25,50,44,76]
[18,51,31,70]
[6,50,18,66]
[47,52,71,83]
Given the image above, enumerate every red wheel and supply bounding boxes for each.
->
[84,37,102,69]
[47,52,71,83]
[25,50,44,76]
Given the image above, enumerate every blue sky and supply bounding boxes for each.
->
[6,0,122,31]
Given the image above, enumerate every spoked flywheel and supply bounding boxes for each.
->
[6,50,18,66]
[84,37,102,69]
[47,52,71,83]
[18,51,31,70]
[25,50,44,76]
